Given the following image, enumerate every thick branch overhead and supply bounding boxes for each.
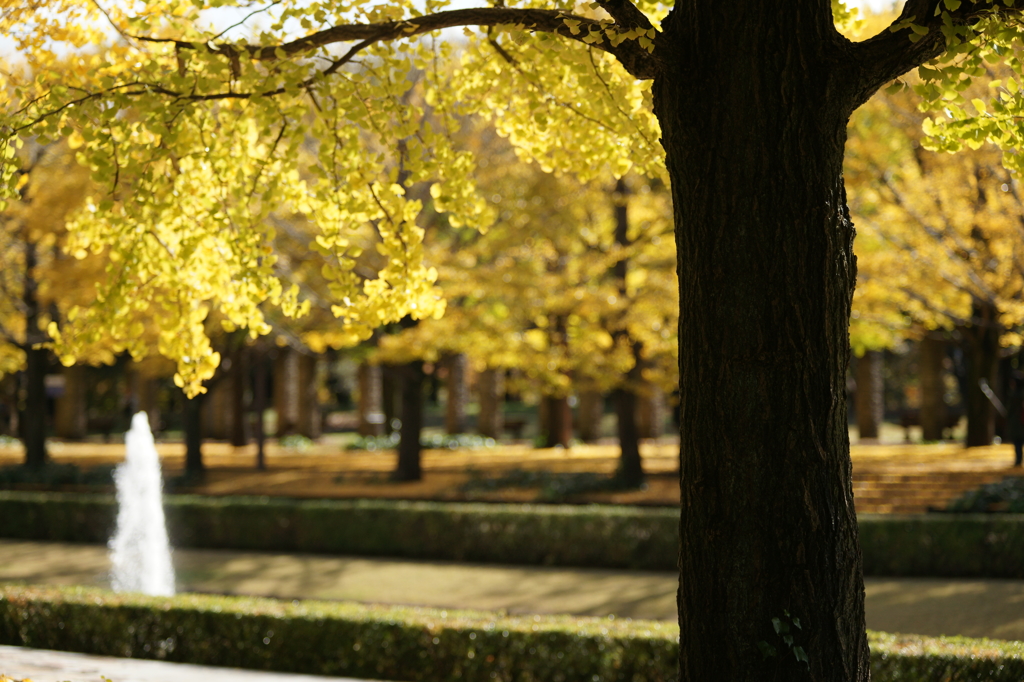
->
[846,0,1024,108]
[593,0,653,32]
[138,7,659,80]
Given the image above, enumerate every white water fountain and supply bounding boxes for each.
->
[109,411,176,596]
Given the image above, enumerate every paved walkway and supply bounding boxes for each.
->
[3,538,1024,680]
[0,644,375,682]
[3,540,1024,640]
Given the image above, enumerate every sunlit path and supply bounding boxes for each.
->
[3,539,1024,641]
[0,644,377,682]
[1,438,1022,512]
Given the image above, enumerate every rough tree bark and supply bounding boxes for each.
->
[650,1,942,677]
[855,351,883,440]
[919,333,948,441]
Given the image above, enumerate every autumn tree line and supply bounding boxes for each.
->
[5,37,1024,481]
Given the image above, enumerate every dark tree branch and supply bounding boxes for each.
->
[844,0,1024,109]
[133,7,659,80]
[593,0,653,32]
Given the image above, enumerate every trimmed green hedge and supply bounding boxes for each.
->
[1,586,1023,682]
[0,585,677,681]
[859,513,1024,577]
[869,631,1024,681]
[4,492,1024,576]
[0,492,677,570]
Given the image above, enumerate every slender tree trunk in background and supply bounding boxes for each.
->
[637,386,668,438]
[184,394,204,476]
[477,368,504,439]
[855,351,883,440]
[444,353,468,435]
[273,348,299,437]
[0,376,17,437]
[381,365,398,435]
[297,353,321,439]
[920,334,948,441]
[21,240,47,469]
[576,390,604,442]
[203,377,229,440]
[614,381,642,486]
[22,346,48,469]
[134,374,161,434]
[964,300,1000,447]
[542,395,572,448]
[358,363,386,436]
[54,364,87,440]
[656,3,879,677]
[253,348,267,470]
[229,346,249,447]
[393,361,424,481]
[611,178,643,482]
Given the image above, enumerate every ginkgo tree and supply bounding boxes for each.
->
[847,84,1024,448]
[6,0,1024,678]
[0,140,112,468]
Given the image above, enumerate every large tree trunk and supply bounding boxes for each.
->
[920,334,948,441]
[855,351,883,440]
[392,361,424,481]
[963,300,1000,447]
[655,6,868,680]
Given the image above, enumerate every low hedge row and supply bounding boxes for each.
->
[0,585,677,681]
[2,586,1023,682]
[858,513,1024,577]
[3,491,1024,576]
[0,492,677,570]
